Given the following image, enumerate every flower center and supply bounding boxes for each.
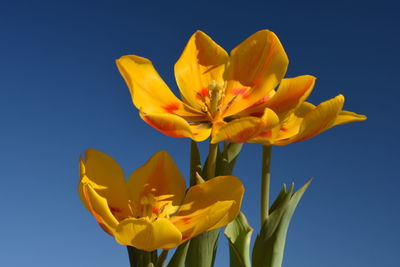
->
[208,80,224,115]
[130,193,175,222]
[196,80,225,121]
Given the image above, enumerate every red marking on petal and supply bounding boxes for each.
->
[254,95,270,106]
[142,116,186,138]
[163,103,180,113]
[236,129,254,143]
[259,131,272,138]
[232,88,247,96]
[83,187,114,236]
[152,206,159,215]
[196,88,209,100]
[182,235,190,240]
[108,205,121,214]
[247,94,271,110]
[281,127,288,132]
[181,217,191,224]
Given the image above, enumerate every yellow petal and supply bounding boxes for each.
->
[140,112,211,142]
[172,175,244,240]
[333,110,367,126]
[78,157,91,212]
[296,95,344,141]
[211,108,279,144]
[117,55,203,117]
[171,200,235,243]
[115,218,182,251]
[247,126,281,146]
[264,75,315,118]
[80,149,131,220]
[222,30,289,116]
[81,183,119,236]
[273,102,315,145]
[127,151,187,215]
[175,31,229,110]
[278,94,344,145]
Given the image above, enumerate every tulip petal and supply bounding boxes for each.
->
[81,183,119,236]
[115,218,182,251]
[223,30,289,116]
[333,110,367,126]
[117,55,203,117]
[273,95,347,146]
[172,176,244,240]
[80,149,131,220]
[247,126,281,146]
[211,108,279,144]
[140,112,211,142]
[175,31,229,110]
[172,200,234,243]
[247,75,315,119]
[295,94,344,142]
[127,151,187,215]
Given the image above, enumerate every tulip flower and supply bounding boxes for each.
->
[117,30,365,145]
[117,30,286,143]
[78,149,243,251]
[215,93,367,146]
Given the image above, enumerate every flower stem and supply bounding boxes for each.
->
[206,142,218,180]
[190,140,202,186]
[143,251,153,266]
[155,250,168,267]
[126,246,141,267]
[260,145,272,226]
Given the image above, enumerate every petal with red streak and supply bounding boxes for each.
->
[117,55,202,117]
[175,31,228,110]
[222,30,289,116]
[140,112,211,142]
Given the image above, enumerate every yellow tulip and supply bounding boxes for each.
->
[117,30,366,145]
[78,149,244,251]
[117,30,286,143]
[238,93,367,145]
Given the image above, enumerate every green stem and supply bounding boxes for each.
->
[206,142,218,180]
[190,140,202,186]
[127,246,141,267]
[260,145,272,226]
[143,251,153,266]
[155,250,168,267]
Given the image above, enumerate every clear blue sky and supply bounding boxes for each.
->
[1,0,398,266]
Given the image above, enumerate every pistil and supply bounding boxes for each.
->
[208,80,224,116]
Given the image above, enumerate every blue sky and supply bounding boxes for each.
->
[0,0,399,266]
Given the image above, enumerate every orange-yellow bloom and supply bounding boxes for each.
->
[237,94,367,146]
[78,149,243,251]
[117,30,366,145]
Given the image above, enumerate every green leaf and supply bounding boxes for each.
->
[167,241,190,267]
[252,179,312,267]
[224,212,253,267]
[222,142,243,175]
[186,229,220,267]
[215,143,224,176]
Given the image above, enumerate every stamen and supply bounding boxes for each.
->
[201,104,208,113]
[208,80,224,116]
